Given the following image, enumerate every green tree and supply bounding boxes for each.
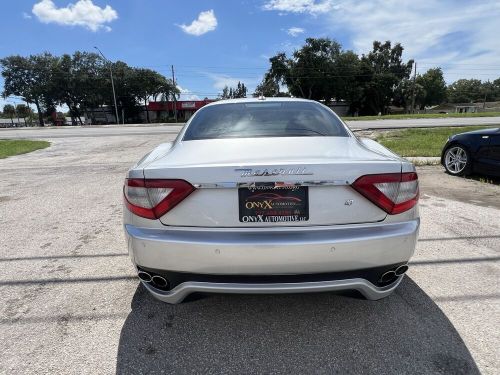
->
[52,54,83,125]
[15,104,32,117]
[266,38,342,101]
[220,86,229,99]
[331,50,369,114]
[261,38,413,115]
[129,68,168,123]
[0,53,58,126]
[102,63,177,123]
[104,61,138,122]
[493,78,500,100]
[393,79,425,112]
[479,80,500,103]
[234,81,247,98]
[219,81,247,99]
[360,41,414,114]
[253,73,291,97]
[447,79,482,103]
[3,104,15,125]
[416,68,447,107]
[53,52,109,125]
[1,51,182,125]
[16,104,32,125]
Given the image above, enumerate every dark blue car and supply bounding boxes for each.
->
[441,127,500,176]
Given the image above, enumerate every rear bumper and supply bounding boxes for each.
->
[125,219,419,275]
[141,275,404,303]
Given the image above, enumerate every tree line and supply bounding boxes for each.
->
[1,103,33,125]
[253,38,500,115]
[1,52,179,126]
[219,81,248,99]
[2,40,500,125]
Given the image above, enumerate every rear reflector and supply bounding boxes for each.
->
[124,179,194,219]
[352,173,419,215]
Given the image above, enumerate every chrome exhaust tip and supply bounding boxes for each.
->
[151,275,168,289]
[395,264,409,276]
[379,270,397,284]
[138,271,152,283]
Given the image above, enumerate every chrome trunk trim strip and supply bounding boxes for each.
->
[192,180,351,189]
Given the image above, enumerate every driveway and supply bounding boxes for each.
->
[0,134,498,374]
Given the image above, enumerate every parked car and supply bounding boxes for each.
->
[441,128,500,176]
[123,98,420,303]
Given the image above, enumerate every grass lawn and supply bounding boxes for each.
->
[0,139,50,159]
[376,126,497,157]
[343,111,500,121]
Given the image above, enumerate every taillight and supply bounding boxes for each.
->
[124,179,195,219]
[352,173,419,215]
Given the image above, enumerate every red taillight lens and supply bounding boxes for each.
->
[124,179,195,219]
[352,172,419,215]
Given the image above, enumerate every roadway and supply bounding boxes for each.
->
[0,116,499,139]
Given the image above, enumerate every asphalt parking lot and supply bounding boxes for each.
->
[0,130,499,374]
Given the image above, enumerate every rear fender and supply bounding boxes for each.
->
[134,142,174,169]
[358,138,401,160]
[128,142,175,179]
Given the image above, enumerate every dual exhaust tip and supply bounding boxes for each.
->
[138,270,169,290]
[379,264,409,284]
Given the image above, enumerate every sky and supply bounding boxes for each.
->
[1,0,500,110]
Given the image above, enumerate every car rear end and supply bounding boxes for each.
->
[123,99,420,303]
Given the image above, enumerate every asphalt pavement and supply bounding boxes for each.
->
[347,115,500,130]
[0,133,498,374]
[0,115,499,139]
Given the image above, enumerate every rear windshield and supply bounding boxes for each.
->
[182,101,349,141]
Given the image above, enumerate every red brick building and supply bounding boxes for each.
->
[147,99,215,121]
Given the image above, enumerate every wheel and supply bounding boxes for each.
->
[443,145,471,176]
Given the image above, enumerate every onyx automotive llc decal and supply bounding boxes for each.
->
[238,184,309,223]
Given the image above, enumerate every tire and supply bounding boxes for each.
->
[443,145,471,176]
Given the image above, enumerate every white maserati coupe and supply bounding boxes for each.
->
[123,98,420,303]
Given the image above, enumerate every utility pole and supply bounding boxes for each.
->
[171,65,177,123]
[410,61,417,114]
[94,46,120,125]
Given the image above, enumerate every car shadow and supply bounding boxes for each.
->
[116,277,479,374]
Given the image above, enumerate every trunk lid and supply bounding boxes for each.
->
[143,137,402,227]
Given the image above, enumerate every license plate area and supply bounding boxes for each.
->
[238,183,309,223]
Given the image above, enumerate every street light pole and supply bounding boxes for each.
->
[94,46,120,125]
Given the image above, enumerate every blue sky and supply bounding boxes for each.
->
[1,0,500,109]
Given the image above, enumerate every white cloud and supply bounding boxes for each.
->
[22,12,32,19]
[263,0,335,14]
[177,85,201,101]
[32,0,117,32]
[265,1,500,82]
[325,0,500,82]
[178,10,217,36]
[207,73,242,91]
[287,27,305,36]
